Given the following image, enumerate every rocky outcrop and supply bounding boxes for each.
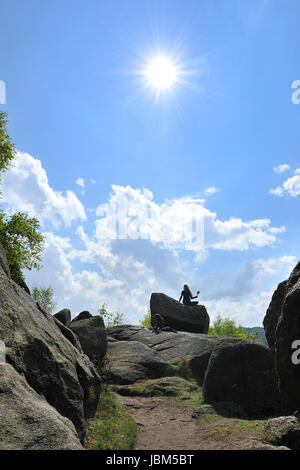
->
[107,341,170,385]
[203,338,281,417]
[275,261,300,414]
[150,293,209,334]
[263,280,287,352]
[107,325,221,384]
[72,311,93,323]
[0,363,83,450]
[70,315,107,367]
[53,308,71,327]
[265,416,300,450]
[0,245,101,444]
[0,245,10,278]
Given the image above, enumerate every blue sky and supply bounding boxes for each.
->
[1,0,300,326]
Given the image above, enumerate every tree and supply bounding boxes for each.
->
[0,113,45,285]
[99,303,124,328]
[0,112,16,187]
[32,285,57,313]
[140,309,152,328]
[208,314,259,342]
[0,211,45,284]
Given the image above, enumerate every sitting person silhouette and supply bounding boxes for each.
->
[152,313,165,334]
[179,284,200,305]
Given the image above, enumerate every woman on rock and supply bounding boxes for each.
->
[179,284,200,305]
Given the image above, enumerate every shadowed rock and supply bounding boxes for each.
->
[150,292,209,334]
[0,363,83,450]
[107,325,233,385]
[265,416,300,450]
[275,261,300,414]
[203,338,281,417]
[0,246,101,443]
[70,315,107,367]
[53,308,71,327]
[72,311,93,323]
[263,280,287,353]
[107,340,170,385]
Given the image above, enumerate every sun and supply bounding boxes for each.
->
[145,55,178,91]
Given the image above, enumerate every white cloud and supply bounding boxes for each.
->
[1,152,86,227]
[91,185,283,254]
[203,255,296,301]
[4,155,287,326]
[76,178,85,188]
[270,169,300,198]
[202,255,296,327]
[204,186,219,196]
[273,164,290,174]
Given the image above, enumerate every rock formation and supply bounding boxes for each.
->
[0,244,102,447]
[53,308,71,327]
[0,363,83,450]
[107,340,170,384]
[70,315,107,367]
[150,292,210,334]
[274,261,300,414]
[202,338,281,417]
[72,310,93,323]
[263,280,287,353]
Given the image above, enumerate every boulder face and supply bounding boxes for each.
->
[265,416,300,450]
[107,325,236,386]
[150,293,210,334]
[0,363,83,450]
[275,261,300,414]
[107,340,170,385]
[0,246,101,444]
[53,308,71,327]
[263,280,287,352]
[70,315,107,367]
[203,338,281,417]
[72,310,93,323]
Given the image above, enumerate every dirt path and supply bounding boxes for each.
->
[117,394,278,450]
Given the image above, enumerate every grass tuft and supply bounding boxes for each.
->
[85,386,136,450]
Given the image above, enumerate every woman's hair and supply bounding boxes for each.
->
[184,284,193,297]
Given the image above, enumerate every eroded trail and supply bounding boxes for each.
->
[117,394,277,451]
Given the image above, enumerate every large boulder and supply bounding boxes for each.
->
[72,311,93,323]
[0,247,101,443]
[203,338,281,417]
[275,261,300,414]
[150,293,210,334]
[107,340,170,385]
[107,325,228,385]
[263,280,287,353]
[70,315,107,367]
[0,363,83,450]
[0,245,10,278]
[265,416,300,450]
[53,308,71,327]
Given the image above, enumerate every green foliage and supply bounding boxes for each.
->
[32,285,57,313]
[85,386,136,450]
[0,210,45,284]
[0,113,45,286]
[0,112,16,192]
[99,303,124,328]
[140,309,152,328]
[208,315,259,342]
